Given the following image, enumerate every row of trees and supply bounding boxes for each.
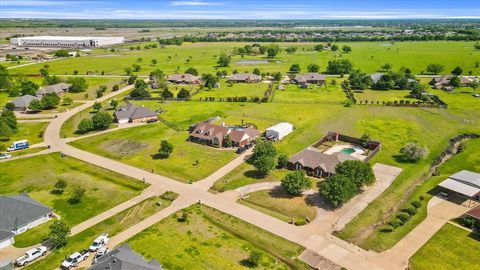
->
[76,111,113,134]
[28,93,60,111]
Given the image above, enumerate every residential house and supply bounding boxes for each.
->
[88,244,163,270]
[35,83,71,97]
[293,73,326,86]
[0,193,53,249]
[438,170,480,204]
[189,121,260,148]
[227,73,262,83]
[431,75,473,89]
[7,95,39,111]
[113,103,158,124]
[288,147,359,178]
[370,73,384,84]
[167,74,201,84]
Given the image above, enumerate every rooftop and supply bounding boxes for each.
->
[0,193,52,232]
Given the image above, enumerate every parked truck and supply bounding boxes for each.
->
[7,140,29,152]
[88,233,109,252]
[15,246,47,266]
[60,250,89,269]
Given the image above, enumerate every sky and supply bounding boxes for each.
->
[0,0,479,20]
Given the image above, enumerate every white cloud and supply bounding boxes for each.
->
[169,1,224,7]
[1,0,105,6]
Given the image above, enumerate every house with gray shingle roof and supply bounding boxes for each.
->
[88,244,162,270]
[167,74,201,84]
[35,83,71,97]
[0,193,53,249]
[294,73,326,85]
[6,95,39,111]
[227,73,262,83]
[114,103,158,124]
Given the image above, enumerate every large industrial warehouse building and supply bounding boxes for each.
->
[11,36,124,47]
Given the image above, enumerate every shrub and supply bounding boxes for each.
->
[389,219,402,228]
[277,153,289,168]
[177,212,188,223]
[381,225,394,233]
[411,200,422,208]
[419,195,425,201]
[76,118,93,134]
[463,216,477,228]
[92,112,113,130]
[402,207,417,216]
[400,142,429,162]
[246,250,263,267]
[281,170,312,195]
[294,218,308,226]
[69,186,85,204]
[397,212,411,223]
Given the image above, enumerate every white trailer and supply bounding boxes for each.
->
[265,122,293,141]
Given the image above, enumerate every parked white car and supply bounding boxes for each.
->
[15,246,47,266]
[89,233,109,252]
[0,153,11,160]
[92,247,109,264]
[60,250,89,269]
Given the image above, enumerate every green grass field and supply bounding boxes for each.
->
[127,204,309,270]
[195,80,269,100]
[70,123,238,182]
[0,153,146,235]
[409,224,480,270]
[1,121,48,147]
[272,82,346,104]
[7,41,480,77]
[24,193,177,270]
[239,188,317,224]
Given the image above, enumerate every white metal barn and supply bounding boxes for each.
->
[266,122,293,140]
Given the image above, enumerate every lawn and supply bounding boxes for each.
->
[353,89,418,104]
[1,121,48,147]
[24,192,177,270]
[239,187,317,224]
[195,79,269,100]
[127,204,309,270]
[7,41,480,76]
[70,123,238,182]
[0,153,146,236]
[61,76,126,101]
[210,163,289,192]
[409,224,480,270]
[271,82,346,104]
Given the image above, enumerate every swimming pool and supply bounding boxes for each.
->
[341,148,356,155]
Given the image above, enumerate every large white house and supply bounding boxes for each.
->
[0,194,53,249]
[11,36,124,47]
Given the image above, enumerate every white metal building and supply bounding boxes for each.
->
[266,122,293,140]
[11,36,124,47]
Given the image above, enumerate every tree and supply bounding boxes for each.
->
[285,47,297,54]
[49,220,70,249]
[92,112,113,130]
[67,77,88,93]
[202,73,219,89]
[0,122,13,140]
[426,64,444,75]
[320,174,357,208]
[130,80,151,98]
[266,44,280,58]
[54,49,69,57]
[335,160,375,189]
[253,68,261,76]
[161,88,174,98]
[451,66,463,76]
[253,155,276,176]
[314,44,324,51]
[381,63,392,71]
[69,186,85,204]
[177,88,190,99]
[281,170,311,195]
[110,99,119,109]
[28,99,44,111]
[272,72,282,82]
[360,133,370,148]
[93,102,102,111]
[326,59,354,75]
[77,118,93,134]
[41,93,60,109]
[307,64,320,73]
[289,64,301,73]
[475,42,480,50]
[112,84,120,91]
[5,102,15,111]
[20,81,39,96]
[277,153,289,168]
[223,135,232,147]
[53,179,68,194]
[217,53,231,67]
[127,75,137,85]
[251,138,277,162]
[63,97,73,105]
[185,67,198,76]
[1,110,17,131]
[348,70,373,90]
[400,142,429,162]
[246,250,263,267]
[331,44,339,51]
[151,59,157,65]
[132,64,141,72]
[158,140,174,158]
[0,65,13,90]
[470,81,479,93]
[450,76,461,88]
[342,45,352,53]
